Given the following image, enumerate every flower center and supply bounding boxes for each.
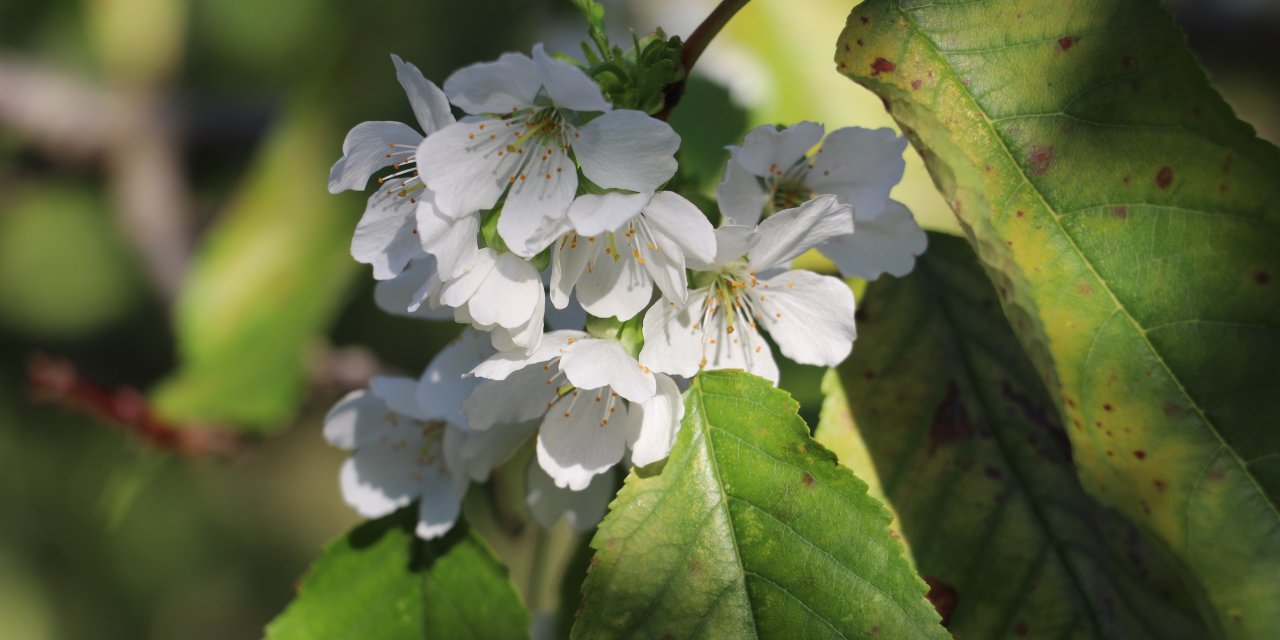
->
[380,142,424,202]
[769,178,814,212]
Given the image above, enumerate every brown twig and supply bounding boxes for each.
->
[657,0,752,120]
[27,353,242,457]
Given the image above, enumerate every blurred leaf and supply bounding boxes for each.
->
[574,371,944,639]
[839,2,1280,635]
[835,233,1205,637]
[0,183,143,337]
[85,0,186,82]
[667,76,749,195]
[150,105,359,431]
[266,512,530,640]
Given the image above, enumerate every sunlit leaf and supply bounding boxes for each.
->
[838,3,1280,635]
[573,370,945,639]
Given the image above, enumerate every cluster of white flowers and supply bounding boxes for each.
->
[324,48,924,539]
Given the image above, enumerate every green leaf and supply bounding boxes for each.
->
[150,105,359,431]
[832,233,1206,637]
[573,370,946,639]
[266,510,530,640]
[837,2,1280,636]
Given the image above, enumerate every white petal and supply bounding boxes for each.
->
[352,183,424,280]
[627,374,683,467]
[458,421,538,482]
[414,466,467,540]
[575,245,652,321]
[497,146,578,257]
[549,234,593,309]
[560,338,655,402]
[328,121,422,193]
[536,394,628,490]
[416,199,480,280]
[728,121,824,177]
[695,226,756,270]
[374,258,453,320]
[416,117,519,217]
[340,430,425,518]
[640,191,716,265]
[755,270,856,367]
[703,306,779,384]
[464,367,558,431]
[575,110,679,193]
[715,160,769,227]
[443,51,540,114]
[417,330,492,426]
[819,200,927,280]
[487,286,545,354]
[566,192,648,237]
[324,389,384,450]
[638,290,707,379]
[636,225,687,305]
[369,375,429,420]
[391,54,455,135]
[470,330,585,380]
[532,43,611,113]
[748,194,853,271]
[807,127,906,221]
[526,462,613,533]
[467,252,543,329]
[436,248,496,308]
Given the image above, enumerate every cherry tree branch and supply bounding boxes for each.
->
[658,0,752,120]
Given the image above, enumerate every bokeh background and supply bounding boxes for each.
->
[1,0,1276,638]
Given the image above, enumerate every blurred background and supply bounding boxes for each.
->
[0,0,1275,638]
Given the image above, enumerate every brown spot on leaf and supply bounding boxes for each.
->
[1027,145,1054,175]
[1015,621,1030,636]
[1077,283,1093,295]
[1219,182,1229,193]
[1058,36,1079,50]
[924,577,958,627]
[801,472,815,488]
[870,57,896,76]
[1103,403,1113,412]
[1210,468,1226,481]
[856,38,864,46]
[1156,166,1174,189]
[860,15,869,24]
[1256,271,1271,285]
[1154,479,1167,491]
[929,382,972,453]
[1222,155,1235,173]
[1162,402,1185,417]
[864,370,877,380]
[1134,450,1147,460]
[911,79,922,90]
[1112,206,1128,219]
[1016,210,1025,218]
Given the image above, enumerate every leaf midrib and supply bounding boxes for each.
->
[884,1,1280,529]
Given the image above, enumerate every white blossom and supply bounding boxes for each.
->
[464,331,683,491]
[549,191,715,320]
[717,122,925,279]
[640,195,858,384]
[417,44,680,257]
[328,55,455,280]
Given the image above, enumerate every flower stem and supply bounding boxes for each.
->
[657,0,752,120]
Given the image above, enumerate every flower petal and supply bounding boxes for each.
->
[458,421,538,481]
[627,373,683,467]
[536,394,628,490]
[641,191,716,265]
[693,225,756,270]
[818,199,927,280]
[417,330,492,426]
[531,43,612,112]
[566,192,648,238]
[372,258,452,320]
[574,244,653,321]
[436,248,496,308]
[497,147,578,257]
[755,269,856,367]
[487,286,545,354]
[391,54,455,135]
[637,225,687,305]
[352,183,424,280]
[807,126,906,221]
[575,110,679,193]
[715,159,769,226]
[323,389,384,450]
[560,338,655,402]
[416,117,520,217]
[443,51,540,114]
[414,465,467,540]
[549,234,591,309]
[728,121,824,177]
[369,375,429,420]
[638,289,708,379]
[416,199,480,280]
[748,194,853,271]
[342,432,425,518]
[526,462,613,533]
[466,252,543,329]
[328,121,422,193]
[470,330,585,380]
[703,307,779,384]
[464,368,557,431]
